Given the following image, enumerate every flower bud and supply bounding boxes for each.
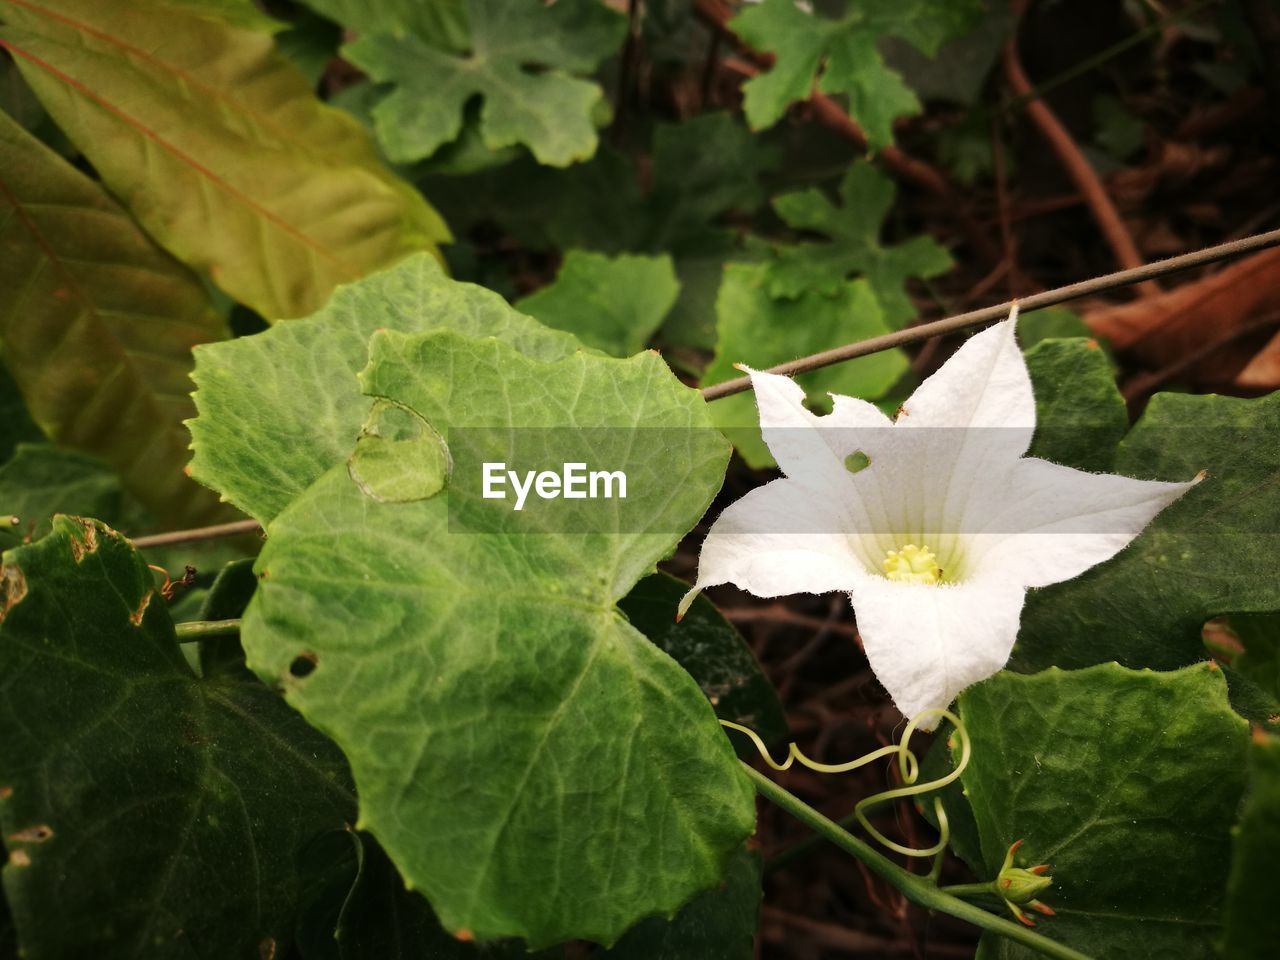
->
[996,839,1056,927]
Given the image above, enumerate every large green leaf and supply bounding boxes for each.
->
[188,254,578,525]
[1016,391,1280,672]
[602,845,761,960]
[0,110,228,525]
[958,664,1249,959]
[618,572,788,749]
[516,251,680,357]
[731,0,982,147]
[238,329,753,947]
[764,164,952,323]
[0,443,121,549]
[1024,337,1127,473]
[0,517,354,959]
[702,264,908,468]
[343,0,625,165]
[1222,731,1280,960]
[0,0,448,320]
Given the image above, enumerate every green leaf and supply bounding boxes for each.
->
[422,112,772,258]
[618,572,788,749]
[880,7,1013,108]
[0,517,354,959]
[302,0,469,50]
[516,252,680,357]
[958,663,1249,960]
[188,254,579,525]
[731,0,981,147]
[764,164,952,323]
[429,147,644,254]
[1222,731,1280,960]
[0,0,448,320]
[343,0,625,165]
[0,443,122,550]
[702,264,908,468]
[1017,307,1093,348]
[1024,337,1127,472]
[643,114,776,256]
[0,112,226,525]
[1016,392,1280,672]
[238,328,753,947]
[421,112,773,354]
[602,845,761,960]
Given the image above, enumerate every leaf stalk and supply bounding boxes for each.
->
[174,618,241,642]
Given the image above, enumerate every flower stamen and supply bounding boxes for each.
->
[883,544,942,584]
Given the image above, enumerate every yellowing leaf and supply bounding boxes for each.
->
[0,110,227,525]
[0,0,450,320]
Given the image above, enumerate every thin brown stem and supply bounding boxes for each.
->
[1004,0,1160,296]
[700,227,1280,401]
[131,518,262,550]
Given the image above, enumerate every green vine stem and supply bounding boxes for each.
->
[174,618,241,642]
[743,763,1094,960]
[942,882,1005,900]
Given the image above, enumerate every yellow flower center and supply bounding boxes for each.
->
[883,544,942,584]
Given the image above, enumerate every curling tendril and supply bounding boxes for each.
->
[722,708,971,863]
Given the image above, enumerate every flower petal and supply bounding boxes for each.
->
[851,578,1025,728]
[898,310,1034,448]
[745,365,891,486]
[682,478,869,616]
[969,457,1203,589]
[873,312,1034,553]
[740,366,901,558]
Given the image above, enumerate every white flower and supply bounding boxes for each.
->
[685,310,1201,728]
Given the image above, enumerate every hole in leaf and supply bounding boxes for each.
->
[801,392,835,416]
[845,451,871,473]
[289,652,318,679]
